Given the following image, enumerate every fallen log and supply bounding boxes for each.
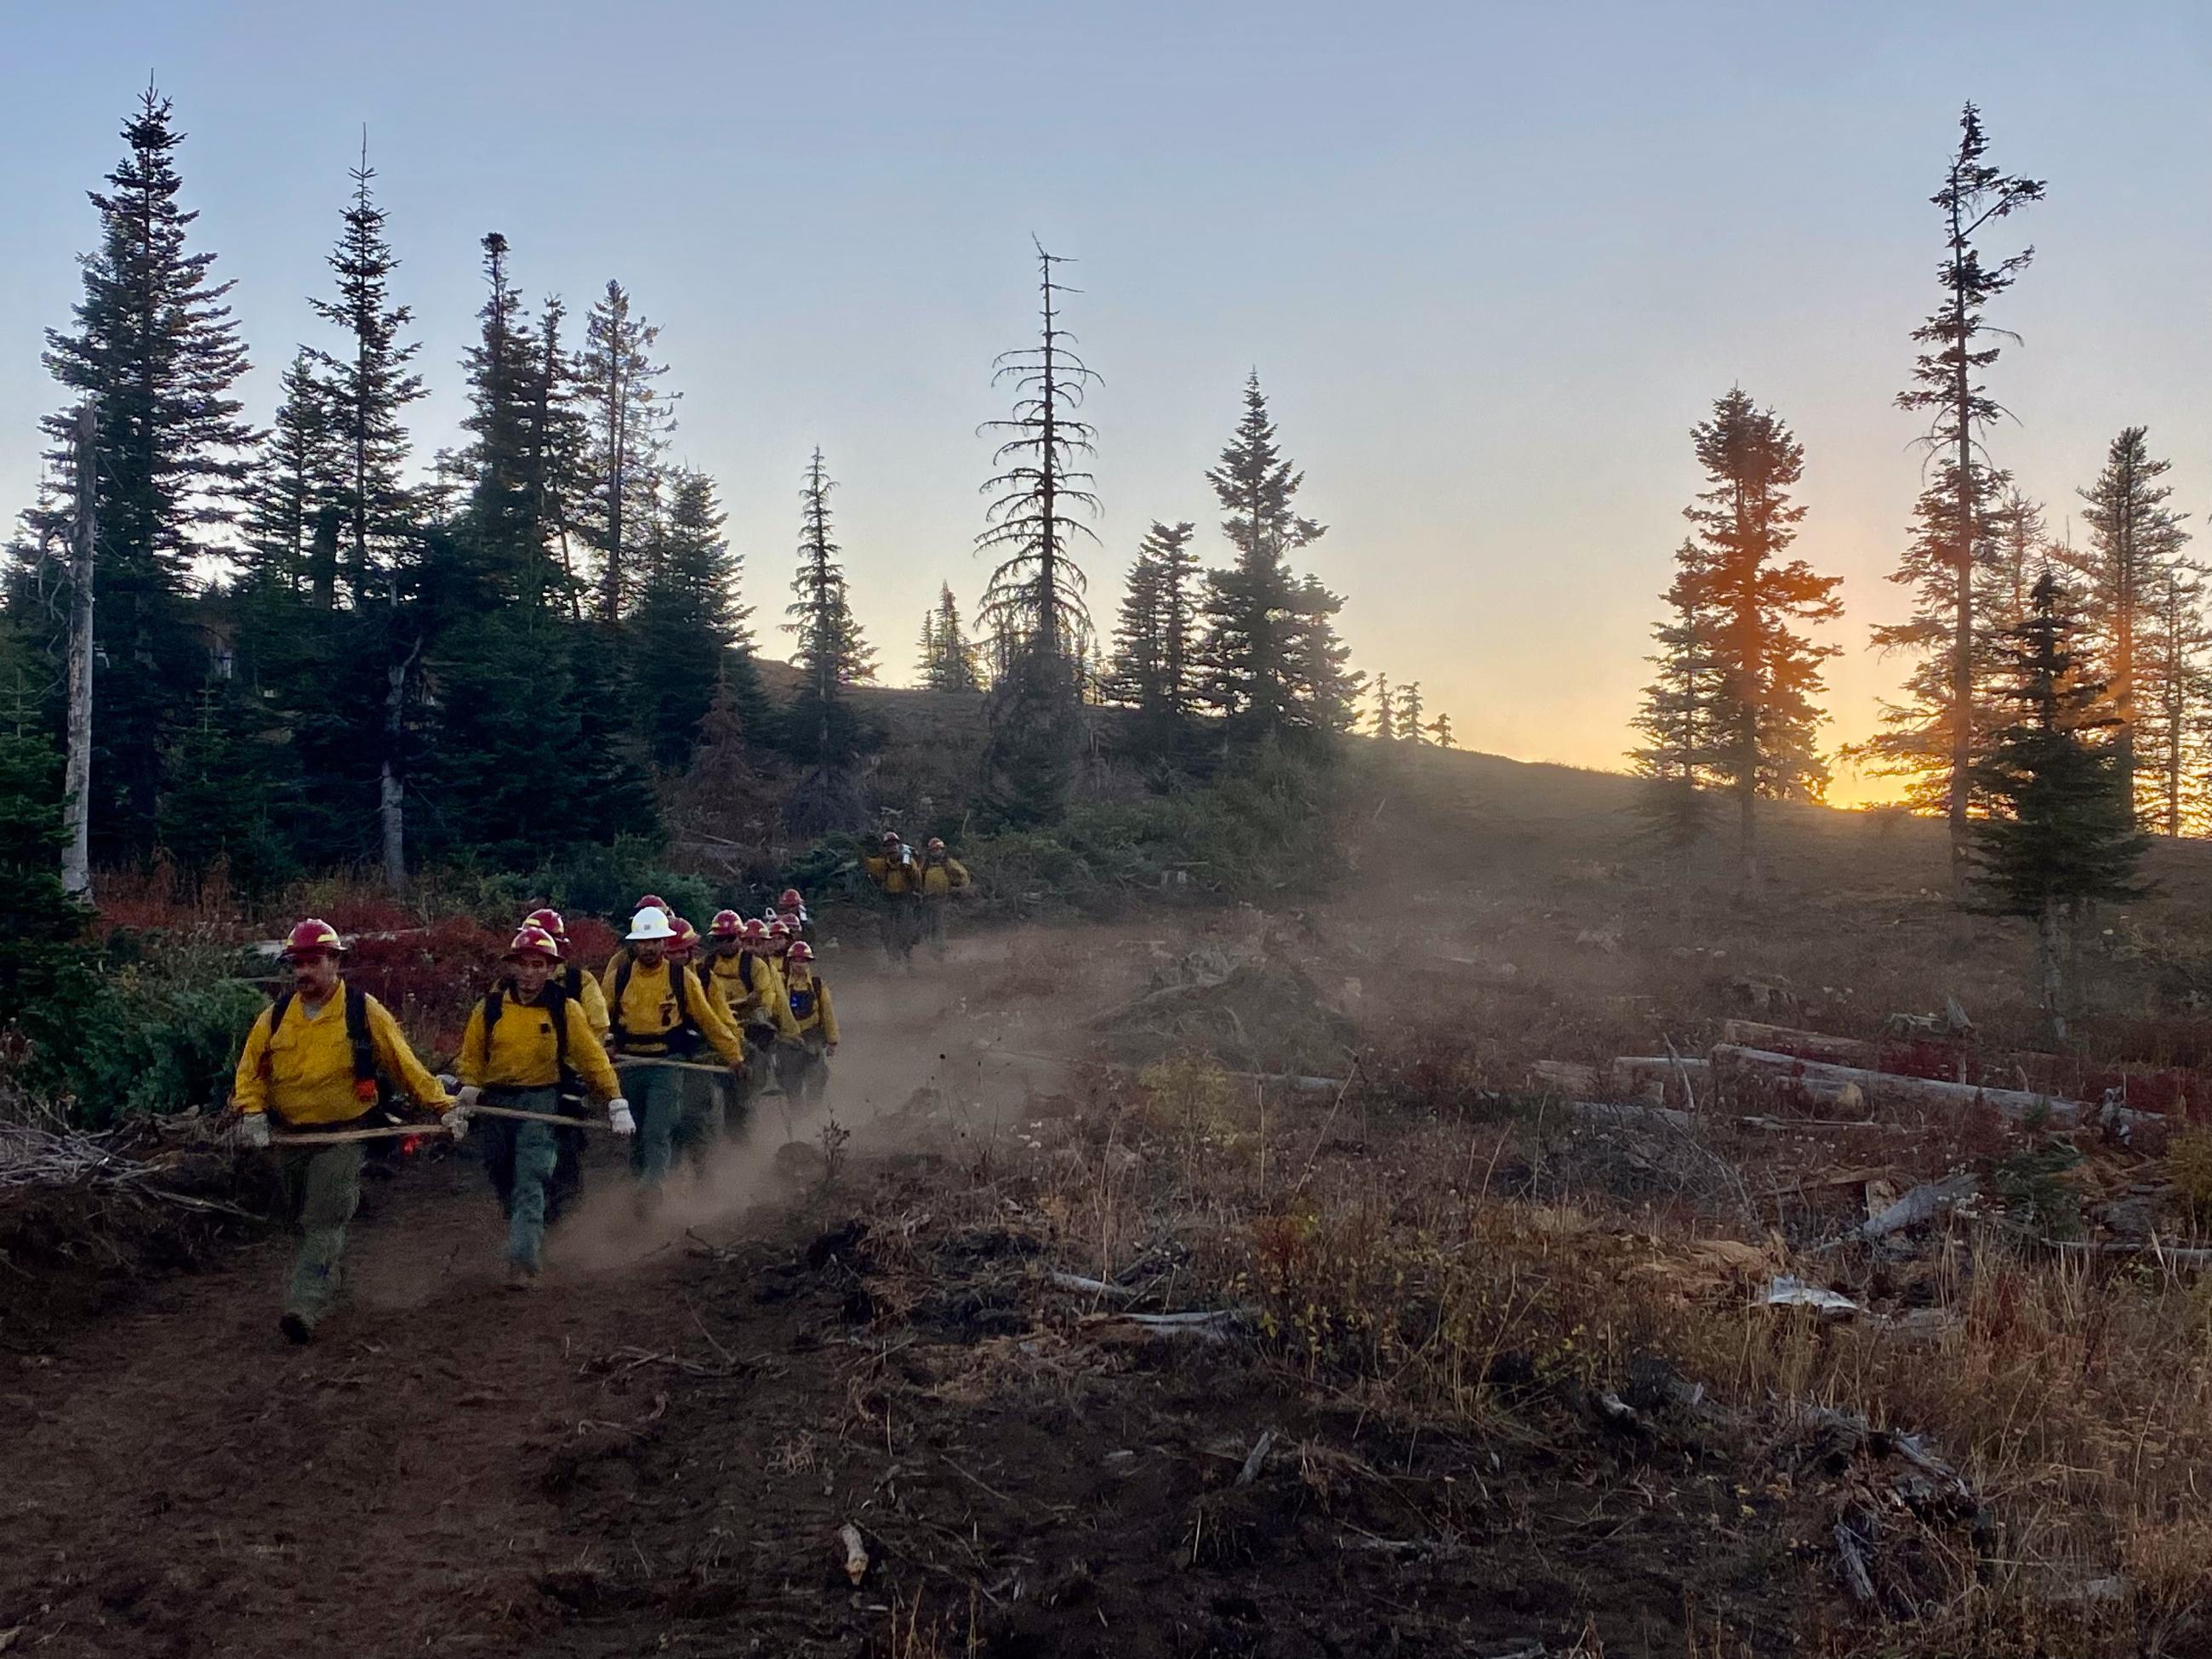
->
[1860,1172,1978,1240]
[1712,1045,2106,1127]
[1718,1021,1881,1066]
[1569,1099,1694,1132]
[1608,1056,1710,1101]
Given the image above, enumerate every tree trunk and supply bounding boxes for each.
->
[1947,194,1975,893]
[2037,902,2067,1046]
[379,636,419,895]
[60,404,96,900]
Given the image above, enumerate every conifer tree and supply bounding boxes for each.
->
[1429,713,1457,750]
[458,233,540,576]
[1195,374,1354,746]
[525,296,588,615]
[38,86,255,858]
[2136,557,2211,836]
[1877,105,2044,887]
[786,448,872,767]
[921,582,983,692]
[1396,681,1427,744]
[975,242,1099,824]
[1970,572,2147,1040]
[1371,673,1395,741]
[2077,425,2190,822]
[576,281,676,619]
[630,469,750,770]
[1985,487,2048,634]
[239,350,338,595]
[1108,521,1198,727]
[1630,546,1725,851]
[306,140,423,604]
[1677,388,1840,881]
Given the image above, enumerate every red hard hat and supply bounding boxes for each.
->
[636,893,670,916]
[786,940,816,964]
[926,837,945,853]
[740,918,770,944]
[281,919,345,961]
[881,830,900,844]
[524,906,567,939]
[767,917,794,938]
[778,888,803,909]
[506,923,562,962]
[710,909,744,938]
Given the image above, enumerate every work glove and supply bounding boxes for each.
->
[824,1043,839,1058]
[436,1073,459,1092]
[237,1113,271,1150]
[441,1107,470,1141]
[456,1085,483,1109]
[607,1098,636,1137]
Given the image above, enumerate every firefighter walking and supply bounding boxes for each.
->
[230,920,459,1344]
[453,925,630,1286]
[864,830,925,965]
[601,905,747,1194]
[775,941,840,1104]
[702,913,799,1130]
[522,906,608,1221]
[916,836,972,959]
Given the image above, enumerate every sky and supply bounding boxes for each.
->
[2,2,2208,802]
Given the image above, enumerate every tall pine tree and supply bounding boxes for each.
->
[1679,388,1840,881]
[785,448,873,769]
[1395,681,1426,744]
[921,582,983,692]
[630,468,753,770]
[2136,556,2212,836]
[1875,104,2044,887]
[2076,425,2190,824]
[576,281,676,620]
[239,350,338,596]
[306,139,424,606]
[37,86,255,859]
[1630,544,1725,851]
[1970,572,2147,1040]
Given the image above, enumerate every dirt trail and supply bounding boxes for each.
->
[0,933,1099,1658]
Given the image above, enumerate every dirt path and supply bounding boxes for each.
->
[0,937,1055,1658]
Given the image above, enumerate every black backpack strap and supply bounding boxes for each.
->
[545,982,570,1080]
[258,989,296,1079]
[483,987,505,1035]
[611,957,634,1045]
[344,984,378,1085]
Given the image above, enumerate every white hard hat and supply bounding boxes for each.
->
[627,907,678,941]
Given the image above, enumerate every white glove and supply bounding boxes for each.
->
[237,1113,271,1149]
[457,1085,483,1109]
[608,1098,636,1137]
[441,1107,470,1141]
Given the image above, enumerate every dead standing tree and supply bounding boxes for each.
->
[974,240,1100,824]
[61,405,95,899]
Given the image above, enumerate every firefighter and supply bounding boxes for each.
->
[601,893,675,983]
[863,830,924,964]
[453,925,630,1286]
[521,906,606,1221]
[916,836,972,959]
[773,887,813,944]
[774,941,840,1103]
[669,915,701,969]
[700,912,795,1132]
[230,919,459,1344]
[601,906,747,1194]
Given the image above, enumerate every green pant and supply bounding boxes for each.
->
[624,1058,714,1189]
[479,1086,562,1271]
[276,1138,365,1325]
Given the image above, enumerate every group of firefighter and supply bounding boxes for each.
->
[227,830,970,1345]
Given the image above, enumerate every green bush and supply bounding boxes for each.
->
[533,835,717,931]
[30,934,269,1128]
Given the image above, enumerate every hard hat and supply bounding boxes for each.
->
[627,907,677,942]
[767,916,794,938]
[778,887,803,910]
[505,923,562,962]
[710,909,744,938]
[739,918,769,944]
[881,830,900,844]
[926,837,946,853]
[786,940,816,964]
[674,918,699,944]
[281,919,346,961]
[636,893,676,920]
[524,906,567,940]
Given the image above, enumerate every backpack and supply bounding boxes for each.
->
[787,977,819,1026]
[482,981,572,1086]
[610,956,702,1056]
[262,983,389,1110]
